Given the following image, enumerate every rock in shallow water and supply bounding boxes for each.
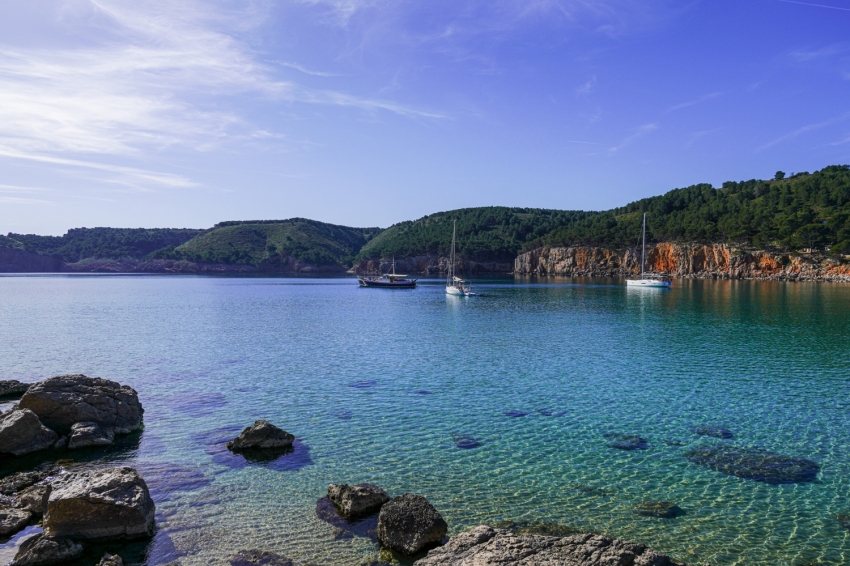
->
[0,507,32,536]
[684,444,819,484]
[604,433,649,451]
[226,420,294,451]
[633,500,685,519]
[11,533,84,566]
[377,494,447,555]
[0,381,32,399]
[693,425,733,439]
[44,466,155,539]
[0,409,59,456]
[97,553,124,566]
[328,483,389,519]
[414,525,688,566]
[452,434,480,449]
[68,421,115,449]
[229,549,294,566]
[18,374,143,436]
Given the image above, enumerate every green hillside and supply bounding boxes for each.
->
[6,227,203,262]
[356,207,593,262]
[164,218,382,267]
[538,165,850,254]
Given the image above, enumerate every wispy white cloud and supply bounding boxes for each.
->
[575,76,597,96]
[777,0,850,12]
[758,112,850,150]
[789,43,848,62]
[273,61,344,77]
[609,123,658,153]
[667,92,722,112]
[686,128,722,147]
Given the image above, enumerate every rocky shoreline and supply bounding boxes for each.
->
[1,376,706,566]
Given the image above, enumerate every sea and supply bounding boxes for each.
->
[1,274,849,566]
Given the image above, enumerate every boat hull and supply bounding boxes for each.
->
[359,279,416,288]
[626,279,672,288]
[446,286,465,295]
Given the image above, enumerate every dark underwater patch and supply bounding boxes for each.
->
[684,444,820,484]
[693,425,734,439]
[349,380,377,389]
[170,392,228,417]
[633,500,685,519]
[604,433,648,451]
[536,409,553,416]
[315,496,378,541]
[335,411,353,421]
[504,410,528,418]
[452,434,481,449]
[131,462,212,503]
[413,390,433,395]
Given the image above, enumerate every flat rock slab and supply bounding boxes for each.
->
[10,533,84,566]
[45,466,155,539]
[415,525,689,566]
[0,409,59,456]
[19,374,143,435]
[378,494,447,555]
[328,483,389,519]
[0,381,31,399]
[226,420,294,451]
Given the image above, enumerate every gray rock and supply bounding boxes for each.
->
[10,533,84,566]
[414,525,689,566]
[0,380,31,399]
[377,494,447,555]
[0,506,31,536]
[328,483,389,519]
[0,466,58,495]
[229,549,294,565]
[68,421,115,449]
[19,374,143,435]
[16,483,51,516]
[226,420,294,451]
[0,409,59,456]
[97,553,124,566]
[53,436,67,449]
[44,466,155,539]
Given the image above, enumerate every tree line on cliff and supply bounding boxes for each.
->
[3,165,849,269]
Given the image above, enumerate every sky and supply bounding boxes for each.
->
[1,0,849,235]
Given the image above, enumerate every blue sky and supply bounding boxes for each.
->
[1,0,849,234]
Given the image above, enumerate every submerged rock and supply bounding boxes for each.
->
[684,444,820,484]
[0,380,32,399]
[316,496,379,541]
[229,549,294,566]
[0,409,59,456]
[693,425,734,439]
[604,433,649,451]
[226,420,294,451]
[633,500,685,519]
[68,421,115,449]
[328,483,389,519]
[0,506,31,536]
[504,411,528,418]
[10,533,84,566]
[349,380,377,389]
[452,434,480,449]
[18,374,143,436]
[414,525,688,566]
[97,553,124,566]
[377,494,447,555]
[45,466,155,539]
[836,513,850,531]
[493,520,579,537]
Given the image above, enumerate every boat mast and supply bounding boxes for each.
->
[448,221,456,285]
[641,213,646,279]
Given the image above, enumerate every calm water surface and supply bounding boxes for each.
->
[1,275,849,566]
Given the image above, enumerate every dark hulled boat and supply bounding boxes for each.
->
[357,259,417,288]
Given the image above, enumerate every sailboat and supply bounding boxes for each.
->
[626,213,672,288]
[446,221,472,296]
[358,257,417,288]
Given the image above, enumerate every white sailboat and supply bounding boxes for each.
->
[626,213,672,288]
[446,220,472,296]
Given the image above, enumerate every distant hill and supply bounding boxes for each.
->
[356,207,593,262]
[160,218,382,269]
[6,227,203,262]
[537,165,850,254]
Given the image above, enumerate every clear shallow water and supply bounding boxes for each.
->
[1,274,850,566]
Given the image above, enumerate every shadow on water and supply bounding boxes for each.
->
[169,392,229,418]
[315,497,378,542]
[192,425,314,471]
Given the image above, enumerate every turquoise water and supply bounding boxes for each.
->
[1,275,850,566]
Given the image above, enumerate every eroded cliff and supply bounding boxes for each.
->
[515,243,850,282]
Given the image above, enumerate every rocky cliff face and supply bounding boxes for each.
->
[515,243,850,282]
[0,247,62,272]
[351,255,513,275]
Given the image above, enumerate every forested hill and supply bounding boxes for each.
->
[537,165,850,254]
[6,228,203,262]
[356,207,593,262]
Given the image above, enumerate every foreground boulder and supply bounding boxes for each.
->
[377,494,447,555]
[68,421,115,449]
[0,409,59,455]
[19,374,143,436]
[415,525,689,566]
[11,533,84,566]
[0,380,31,398]
[44,466,155,539]
[328,483,389,519]
[226,420,294,451]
